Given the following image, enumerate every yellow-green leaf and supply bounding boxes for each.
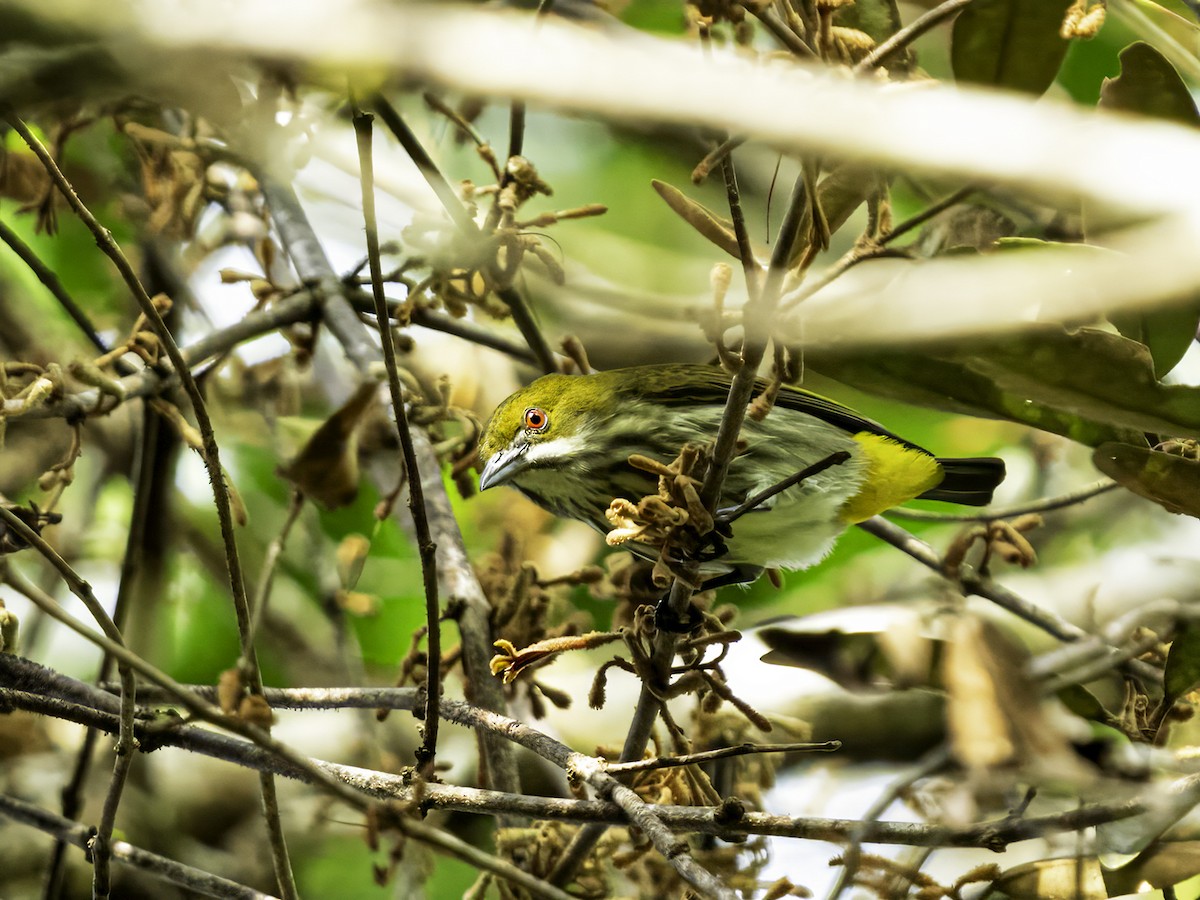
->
[1096,43,1200,377]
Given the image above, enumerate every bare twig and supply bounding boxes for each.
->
[42,406,166,900]
[245,491,305,651]
[880,185,976,246]
[6,110,298,900]
[372,95,558,373]
[0,662,1162,851]
[748,5,816,58]
[888,479,1119,522]
[853,0,976,74]
[717,450,851,525]
[0,503,139,900]
[856,515,1162,685]
[856,515,1087,642]
[252,168,524,806]
[719,149,760,298]
[825,750,950,900]
[351,100,441,775]
[1,567,370,809]
[0,216,117,360]
[0,794,279,900]
[604,740,840,774]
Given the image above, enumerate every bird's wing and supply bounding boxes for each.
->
[642,367,930,453]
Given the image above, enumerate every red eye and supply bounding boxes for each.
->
[523,407,549,432]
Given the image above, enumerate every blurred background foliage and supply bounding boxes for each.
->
[5,0,1200,898]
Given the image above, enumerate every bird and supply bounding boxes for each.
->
[477,364,1005,587]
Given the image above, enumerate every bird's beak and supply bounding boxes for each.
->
[478,442,528,491]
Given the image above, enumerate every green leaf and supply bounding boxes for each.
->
[1100,41,1200,125]
[810,323,1200,448]
[1095,43,1200,377]
[1093,442,1200,517]
[1164,624,1200,704]
[951,0,1075,95]
[1110,302,1200,379]
[1057,683,1111,723]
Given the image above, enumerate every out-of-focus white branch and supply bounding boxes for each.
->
[112,2,1200,210]
[22,0,1200,344]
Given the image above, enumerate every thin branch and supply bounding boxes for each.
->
[6,110,297,898]
[691,133,744,185]
[13,280,534,425]
[856,515,1162,685]
[1030,598,1183,685]
[718,148,760,298]
[0,663,1164,850]
[371,95,558,373]
[43,407,166,900]
[825,750,950,900]
[407,305,538,363]
[351,101,441,776]
[604,740,840,774]
[856,515,1087,643]
[398,814,579,900]
[1,567,371,810]
[887,479,1119,522]
[1,492,140,900]
[252,167,523,808]
[0,794,279,900]
[245,491,304,652]
[0,216,117,360]
[748,5,816,58]
[717,450,850,525]
[853,0,976,74]
[880,185,975,246]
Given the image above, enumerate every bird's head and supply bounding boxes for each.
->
[477,373,614,492]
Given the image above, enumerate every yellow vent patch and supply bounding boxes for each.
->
[840,433,943,523]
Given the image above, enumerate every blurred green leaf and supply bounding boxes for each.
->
[164,558,243,685]
[812,321,1200,446]
[619,0,687,34]
[1164,625,1200,703]
[1096,42,1200,377]
[951,0,1075,95]
[1110,301,1200,379]
[1104,839,1200,894]
[1100,41,1200,124]
[1093,442,1200,517]
[1058,683,1111,722]
[991,856,1107,898]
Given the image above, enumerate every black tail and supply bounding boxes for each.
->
[919,457,1006,506]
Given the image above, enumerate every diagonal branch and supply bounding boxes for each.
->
[372,95,558,374]
[251,162,525,807]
